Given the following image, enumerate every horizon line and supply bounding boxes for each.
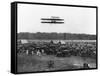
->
[17,32,96,35]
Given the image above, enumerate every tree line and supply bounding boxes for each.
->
[18,32,96,40]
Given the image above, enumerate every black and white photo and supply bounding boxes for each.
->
[11,2,98,74]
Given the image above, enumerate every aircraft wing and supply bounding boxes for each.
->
[41,21,64,24]
[41,18,64,21]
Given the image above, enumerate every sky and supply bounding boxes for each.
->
[18,3,96,35]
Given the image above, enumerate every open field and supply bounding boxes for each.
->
[17,40,96,72]
[17,54,96,72]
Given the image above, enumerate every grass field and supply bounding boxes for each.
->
[17,53,96,72]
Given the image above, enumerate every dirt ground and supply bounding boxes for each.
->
[17,54,96,72]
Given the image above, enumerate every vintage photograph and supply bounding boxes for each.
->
[17,3,97,73]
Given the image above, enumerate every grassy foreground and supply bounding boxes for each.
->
[17,54,96,72]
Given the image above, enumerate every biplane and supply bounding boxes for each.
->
[41,16,64,24]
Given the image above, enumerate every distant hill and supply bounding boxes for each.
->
[18,32,96,40]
